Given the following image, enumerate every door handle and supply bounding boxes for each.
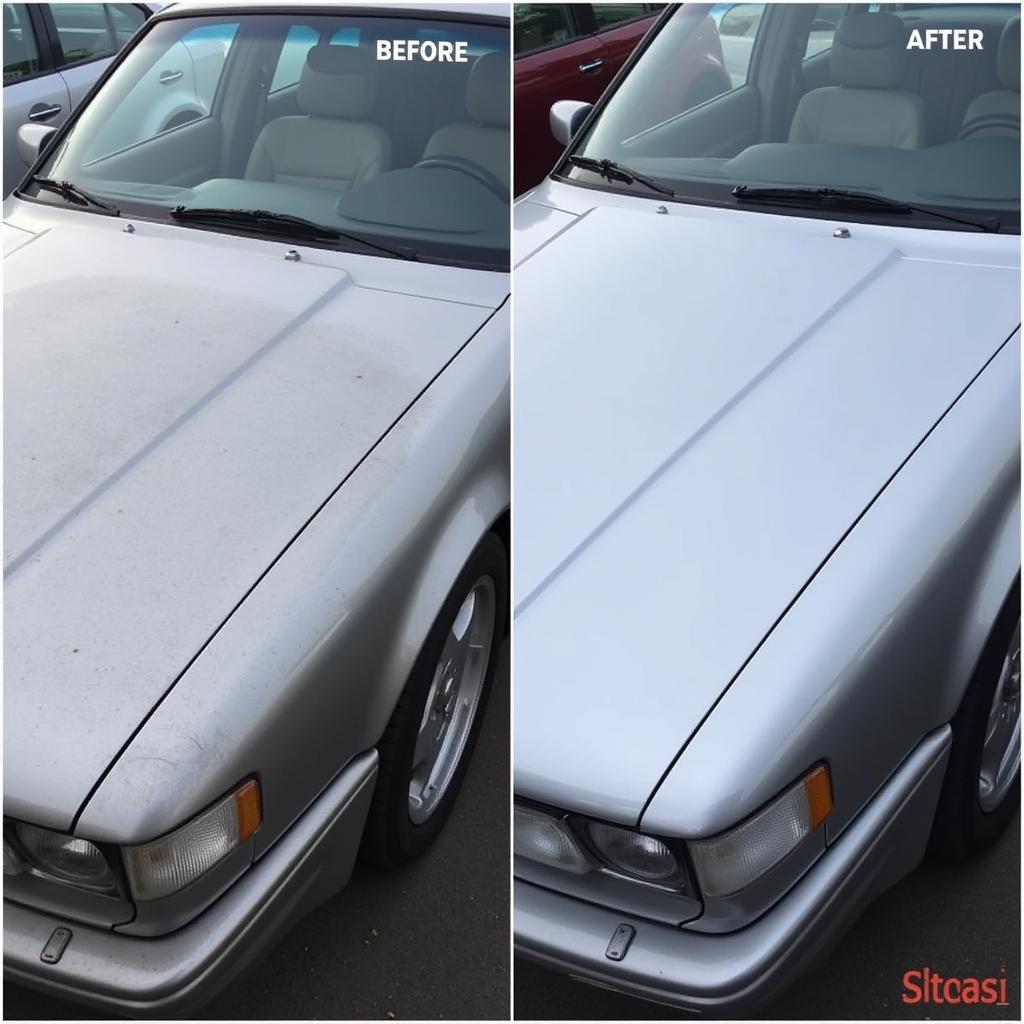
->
[159,69,183,84]
[28,103,61,121]
[579,58,604,74]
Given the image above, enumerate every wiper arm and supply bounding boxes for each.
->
[732,185,999,233]
[170,207,419,261]
[31,176,120,215]
[568,155,676,197]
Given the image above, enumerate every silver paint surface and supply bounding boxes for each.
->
[513,182,1020,827]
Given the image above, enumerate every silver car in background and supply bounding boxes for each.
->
[3,2,156,196]
[514,2,1019,1015]
[4,2,510,1015]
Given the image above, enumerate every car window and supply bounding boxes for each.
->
[108,3,146,47]
[3,3,41,82]
[50,3,118,65]
[37,13,510,269]
[804,3,847,59]
[80,21,238,157]
[713,3,768,88]
[592,4,665,31]
[514,4,577,55]
[570,4,1020,227]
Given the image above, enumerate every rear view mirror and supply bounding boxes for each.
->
[17,123,57,168]
[550,100,593,147]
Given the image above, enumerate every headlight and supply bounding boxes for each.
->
[689,765,832,898]
[123,779,262,901]
[513,804,590,873]
[14,823,117,891]
[585,821,684,886]
[515,804,692,895]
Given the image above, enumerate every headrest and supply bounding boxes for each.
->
[298,45,377,119]
[998,16,1020,90]
[466,51,510,127]
[830,13,908,89]
[4,5,15,32]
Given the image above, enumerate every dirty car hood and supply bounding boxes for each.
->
[513,202,1020,824]
[4,216,502,830]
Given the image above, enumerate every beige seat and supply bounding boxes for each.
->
[789,13,924,150]
[961,17,1020,137]
[423,52,510,190]
[246,45,390,192]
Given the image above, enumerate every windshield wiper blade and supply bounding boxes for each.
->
[170,207,419,261]
[31,176,120,215]
[732,185,999,233]
[568,155,676,197]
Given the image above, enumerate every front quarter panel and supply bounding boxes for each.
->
[76,298,509,853]
[643,330,1020,842]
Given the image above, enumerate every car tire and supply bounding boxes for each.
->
[929,579,1020,860]
[360,530,507,867]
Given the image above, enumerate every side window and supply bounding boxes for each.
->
[514,4,577,56]
[108,4,146,47]
[714,3,767,88]
[269,25,362,93]
[3,3,41,82]
[804,3,847,60]
[50,3,117,65]
[178,23,237,111]
[82,21,237,160]
[592,5,663,32]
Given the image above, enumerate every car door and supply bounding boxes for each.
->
[3,3,69,196]
[44,3,147,109]
[583,4,664,74]
[514,4,609,194]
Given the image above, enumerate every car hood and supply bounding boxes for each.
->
[514,201,1020,824]
[4,213,504,830]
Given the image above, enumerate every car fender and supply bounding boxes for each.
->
[643,330,1020,842]
[75,300,510,855]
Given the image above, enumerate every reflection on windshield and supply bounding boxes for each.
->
[35,13,510,268]
[570,3,1020,225]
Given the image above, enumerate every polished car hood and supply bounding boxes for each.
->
[4,213,503,829]
[514,201,1020,823]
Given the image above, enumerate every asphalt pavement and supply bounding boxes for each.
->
[4,645,510,1021]
[514,810,1020,1020]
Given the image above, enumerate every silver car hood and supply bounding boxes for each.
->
[514,199,1020,824]
[4,212,504,830]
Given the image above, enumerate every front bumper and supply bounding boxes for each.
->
[514,727,951,1017]
[4,750,378,1018]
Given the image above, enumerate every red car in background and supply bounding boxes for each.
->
[513,3,729,194]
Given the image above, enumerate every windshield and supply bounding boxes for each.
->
[565,2,1020,231]
[31,9,510,268]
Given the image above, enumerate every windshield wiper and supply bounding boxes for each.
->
[568,155,676,197]
[732,185,1000,233]
[170,207,419,261]
[31,176,120,215]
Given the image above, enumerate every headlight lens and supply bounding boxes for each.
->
[513,804,590,874]
[689,765,832,898]
[585,821,681,884]
[14,823,117,891]
[124,779,262,901]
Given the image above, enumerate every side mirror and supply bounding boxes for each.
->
[17,123,57,168]
[550,100,593,147]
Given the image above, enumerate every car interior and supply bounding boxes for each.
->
[51,15,510,260]
[579,3,1020,212]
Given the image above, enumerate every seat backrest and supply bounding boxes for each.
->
[962,16,1020,136]
[423,51,510,189]
[790,13,924,149]
[246,44,391,192]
